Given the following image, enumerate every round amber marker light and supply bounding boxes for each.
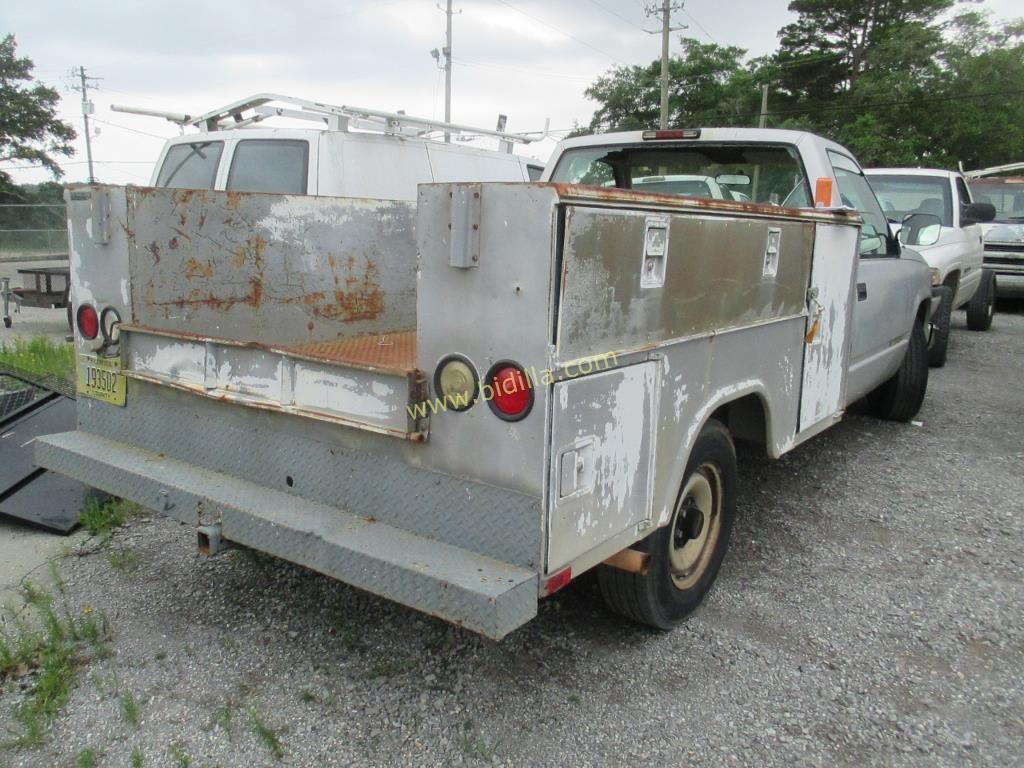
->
[436,357,478,411]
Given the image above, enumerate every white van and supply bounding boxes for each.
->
[140,94,544,200]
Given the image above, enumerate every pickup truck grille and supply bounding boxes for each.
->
[984,242,1024,254]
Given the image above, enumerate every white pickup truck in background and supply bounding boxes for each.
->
[967,174,1024,299]
[866,168,997,367]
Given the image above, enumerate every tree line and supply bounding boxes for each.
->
[582,0,1024,169]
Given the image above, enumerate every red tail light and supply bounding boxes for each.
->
[542,567,572,596]
[485,361,534,421]
[76,304,99,340]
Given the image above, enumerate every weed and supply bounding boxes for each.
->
[206,702,233,734]
[168,743,191,768]
[460,719,497,764]
[107,547,138,572]
[0,337,74,381]
[0,577,112,746]
[248,707,284,760]
[76,747,100,768]
[299,689,317,704]
[154,649,167,662]
[568,693,581,705]
[78,498,137,543]
[120,691,140,727]
[130,746,144,768]
[366,657,415,680]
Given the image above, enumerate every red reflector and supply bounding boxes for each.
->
[77,304,99,340]
[486,362,534,421]
[543,567,572,596]
[642,129,701,140]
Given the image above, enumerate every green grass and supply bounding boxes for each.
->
[0,337,74,382]
[168,743,191,768]
[108,547,138,572]
[248,707,284,761]
[0,578,112,747]
[76,747,99,768]
[130,746,144,768]
[78,498,137,543]
[120,691,140,727]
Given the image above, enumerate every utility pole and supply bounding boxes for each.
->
[443,0,459,143]
[646,1,686,130]
[71,66,99,183]
[758,83,770,128]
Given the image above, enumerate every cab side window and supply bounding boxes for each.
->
[226,140,309,194]
[827,151,893,258]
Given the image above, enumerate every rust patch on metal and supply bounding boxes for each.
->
[283,330,416,371]
[147,241,160,264]
[183,257,214,279]
[548,182,862,224]
[297,257,384,323]
[169,237,180,250]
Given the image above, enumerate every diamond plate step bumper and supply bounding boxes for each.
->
[36,430,538,639]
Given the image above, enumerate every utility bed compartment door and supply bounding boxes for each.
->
[547,362,658,572]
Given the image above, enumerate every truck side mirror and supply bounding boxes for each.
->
[962,201,996,226]
[859,223,885,255]
[899,213,942,248]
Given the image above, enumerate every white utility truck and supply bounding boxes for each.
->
[866,168,997,366]
[39,126,933,639]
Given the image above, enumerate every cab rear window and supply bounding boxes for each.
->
[226,139,309,194]
[155,142,223,189]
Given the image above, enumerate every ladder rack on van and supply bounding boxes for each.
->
[112,93,539,153]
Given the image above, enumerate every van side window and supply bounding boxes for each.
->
[226,140,309,194]
[526,164,544,181]
[156,142,224,189]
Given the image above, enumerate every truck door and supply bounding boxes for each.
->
[799,223,857,432]
[547,362,658,573]
[828,152,914,402]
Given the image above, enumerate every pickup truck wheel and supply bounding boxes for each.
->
[598,419,736,629]
[966,269,995,331]
[927,286,953,368]
[867,319,928,422]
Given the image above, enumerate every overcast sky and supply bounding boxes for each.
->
[5,0,1020,185]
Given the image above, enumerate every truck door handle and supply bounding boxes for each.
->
[857,283,867,301]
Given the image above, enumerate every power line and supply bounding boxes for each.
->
[680,7,716,43]
[453,56,594,82]
[584,0,651,33]
[490,0,621,63]
[90,118,172,140]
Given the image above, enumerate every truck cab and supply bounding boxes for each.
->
[865,168,997,364]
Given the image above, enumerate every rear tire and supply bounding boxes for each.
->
[598,419,736,629]
[966,269,995,331]
[927,286,953,368]
[868,319,928,422]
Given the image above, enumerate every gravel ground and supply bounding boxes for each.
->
[1,308,1022,768]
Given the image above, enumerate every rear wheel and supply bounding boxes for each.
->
[966,269,995,331]
[868,319,928,422]
[598,419,736,629]
[927,286,953,368]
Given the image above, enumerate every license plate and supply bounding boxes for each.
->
[77,354,127,406]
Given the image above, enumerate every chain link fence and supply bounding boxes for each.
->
[0,204,68,260]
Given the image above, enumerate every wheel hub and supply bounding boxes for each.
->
[668,464,723,591]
